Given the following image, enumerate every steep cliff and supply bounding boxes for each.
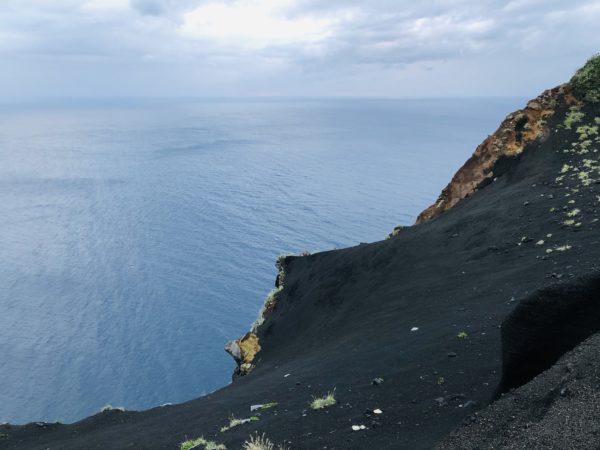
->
[412,55,600,227]
[3,55,600,450]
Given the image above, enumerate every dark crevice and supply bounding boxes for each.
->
[498,271,600,393]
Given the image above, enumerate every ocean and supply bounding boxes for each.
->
[0,97,523,423]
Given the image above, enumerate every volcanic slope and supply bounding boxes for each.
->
[3,56,600,449]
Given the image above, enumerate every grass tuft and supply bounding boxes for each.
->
[242,433,288,450]
[220,415,259,433]
[310,390,337,410]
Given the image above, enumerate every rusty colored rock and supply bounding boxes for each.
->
[415,84,577,225]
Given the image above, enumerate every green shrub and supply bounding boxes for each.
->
[310,390,337,410]
[564,107,585,130]
[571,54,600,103]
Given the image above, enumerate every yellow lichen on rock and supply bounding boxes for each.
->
[239,332,261,365]
[225,332,262,377]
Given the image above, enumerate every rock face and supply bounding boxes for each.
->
[224,332,261,378]
[416,54,600,226]
[224,257,287,378]
[415,84,577,224]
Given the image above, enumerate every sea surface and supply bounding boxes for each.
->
[0,97,524,424]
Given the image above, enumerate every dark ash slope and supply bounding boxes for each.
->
[3,57,600,450]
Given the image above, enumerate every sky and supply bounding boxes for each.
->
[1,0,599,99]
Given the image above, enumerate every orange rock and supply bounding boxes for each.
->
[415,84,577,225]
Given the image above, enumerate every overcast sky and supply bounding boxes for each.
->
[1,0,599,99]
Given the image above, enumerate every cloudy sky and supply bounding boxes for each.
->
[1,0,599,98]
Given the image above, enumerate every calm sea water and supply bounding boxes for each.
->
[0,97,523,424]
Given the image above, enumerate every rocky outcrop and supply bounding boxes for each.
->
[224,332,262,378]
[224,256,288,378]
[414,84,577,225]
[415,54,600,226]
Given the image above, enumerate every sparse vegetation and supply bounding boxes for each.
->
[180,437,226,450]
[564,108,585,130]
[251,286,282,332]
[457,331,468,339]
[220,415,259,433]
[571,54,600,103]
[100,405,125,412]
[310,390,337,410]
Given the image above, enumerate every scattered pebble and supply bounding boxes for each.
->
[284,374,291,378]
[373,409,383,414]
[352,425,367,431]
[371,377,385,386]
[411,327,419,332]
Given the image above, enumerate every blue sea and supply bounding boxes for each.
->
[0,97,523,424]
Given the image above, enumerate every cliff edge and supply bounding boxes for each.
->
[2,55,600,450]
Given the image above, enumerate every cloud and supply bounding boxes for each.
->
[0,0,599,97]
[179,1,345,49]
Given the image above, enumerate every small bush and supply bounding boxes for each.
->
[571,54,600,103]
[564,108,585,130]
[310,390,336,410]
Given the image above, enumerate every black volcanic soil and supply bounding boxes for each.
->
[2,86,600,449]
[437,275,600,450]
